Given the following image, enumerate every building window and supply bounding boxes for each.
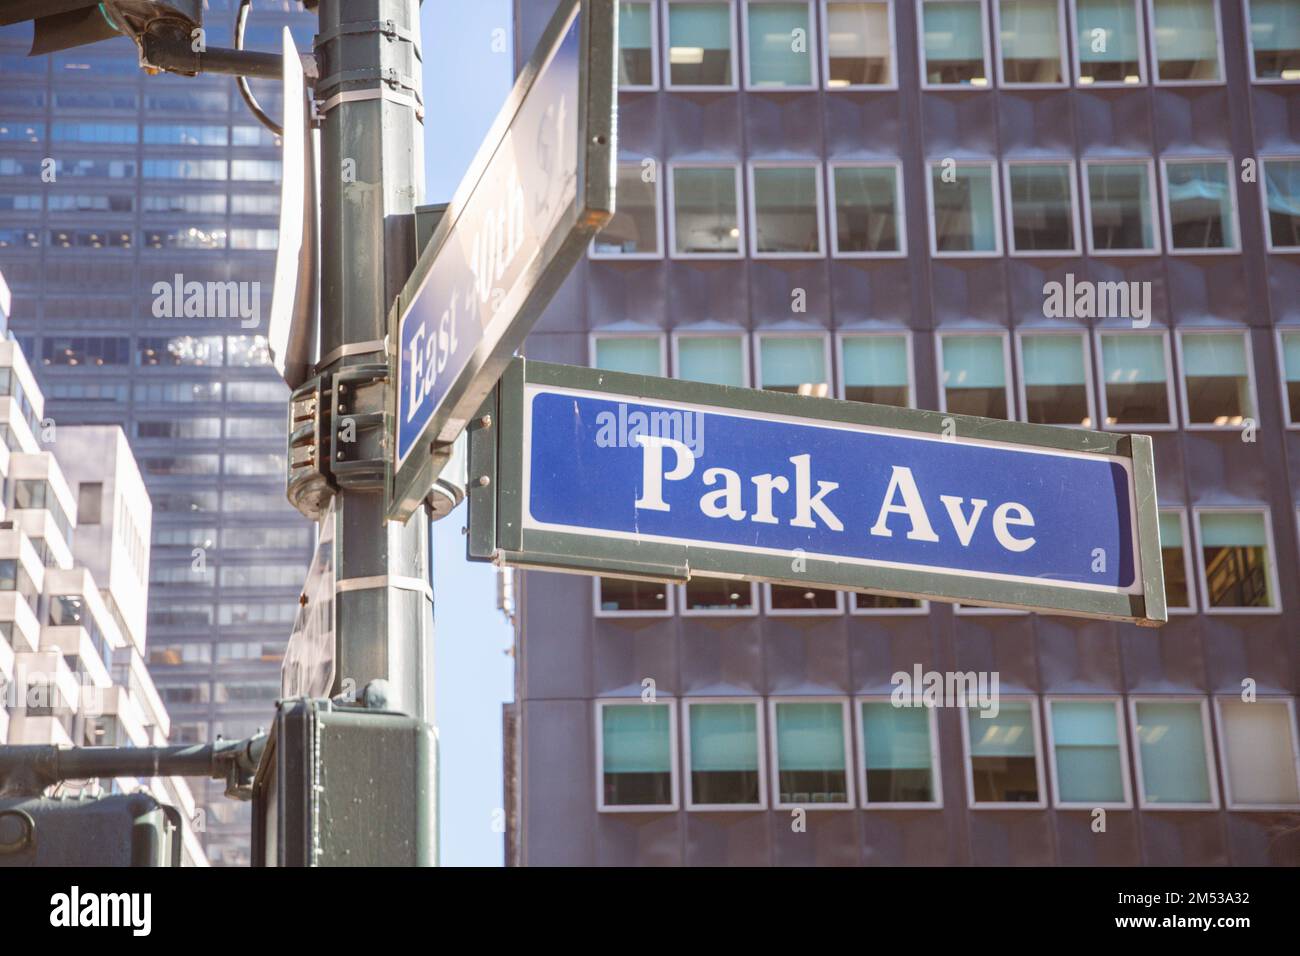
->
[618,1,659,88]
[592,161,663,257]
[938,332,1011,418]
[669,164,743,257]
[681,579,758,614]
[591,334,666,375]
[1131,698,1218,808]
[1045,698,1131,807]
[928,161,1001,255]
[822,1,896,87]
[1082,159,1159,253]
[748,163,824,257]
[673,333,749,385]
[839,332,913,406]
[77,483,102,526]
[766,584,844,613]
[744,1,817,87]
[598,701,678,810]
[770,698,854,807]
[995,0,1067,85]
[1177,331,1256,428]
[1161,158,1238,252]
[1018,332,1093,426]
[594,577,674,616]
[1214,698,1300,809]
[1195,510,1279,611]
[851,592,926,612]
[1278,330,1300,425]
[665,1,738,88]
[1097,331,1174,427]
[1072,0,1145,84]
[757,333,831,395]
[1148,0,1223,82]
[829,163,905,256]
[857,699,940,806]
[684,699,766,808]
[919,0,992,87]
[962,699,1046,807]
[1262,158,1300,251]
[1159,509,1196,611]
[1246,0,1300,81]
[1004,160,1079,254]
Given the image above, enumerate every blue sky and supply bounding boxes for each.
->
[420,0,516,868]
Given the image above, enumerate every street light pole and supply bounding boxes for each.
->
[313,0,434,725]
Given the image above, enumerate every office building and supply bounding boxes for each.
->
[507,0,1300,865]
[0,2,319,864]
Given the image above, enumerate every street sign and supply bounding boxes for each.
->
[468,359,1167,626]
[388,0,617,520]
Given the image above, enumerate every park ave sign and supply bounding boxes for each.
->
[468,360,1166,625]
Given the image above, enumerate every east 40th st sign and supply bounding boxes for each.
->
[469,359,1167,626]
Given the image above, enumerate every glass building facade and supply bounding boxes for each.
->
[508,0,1300,865]
[0,1,318,866]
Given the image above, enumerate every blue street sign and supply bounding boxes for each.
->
[471,360,1167,625]
[388,0,617,520]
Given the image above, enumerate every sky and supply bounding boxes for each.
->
[420,0,517,868]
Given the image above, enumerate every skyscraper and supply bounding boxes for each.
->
[506,0,1300,865]
[0,1,318,865]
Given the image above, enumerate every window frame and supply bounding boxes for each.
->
[742,0,821,91]
[1191,505,1283,616]
[1080,156,1162,256]
[768,695,857,810]
[763,582,847,615]
[663,0,742,92]
[1146,0,1226,87]
[827,159,909,258]
[591,575,677,619]
[666,161,747,260]
[1159,155,1241,255]
[1273,327,1300,428]
[1159,506,1199,615]
[821,0,901,90]
[1043,695,1133,810]
[849,591,931,614]
[835,329,917,408]
[1244,0,1300,84]
[670,328,753,386]
[1259,155,1300,253]
[1069,0,1148,87]
[1128,695,1220,810]
[992,0,1070,89]
[916,0,995,90]
[754,329,835,394]
[682,696,769,810]
[588,330,669,376]
[589,157,666,260]
[855,695,944,808]
[1093,328,1179,431]
[925,159,1005,258]
[1014,329,1097,428]
[618,0,662,91]
[1002,157,1082,256]
[934,329,1015,418]
[1212,696,1300,811]
[678,580,761,616]
[959,695,1049,810]
[595,697,681,812]
[746,160,827,259]
[1173,328,1259,432]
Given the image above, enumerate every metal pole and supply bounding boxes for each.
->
[314,1,433,725]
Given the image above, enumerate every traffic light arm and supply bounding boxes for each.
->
[0,734,267,799]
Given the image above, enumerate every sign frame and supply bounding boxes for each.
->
[469,359,1168,626]
[387,0,617,520]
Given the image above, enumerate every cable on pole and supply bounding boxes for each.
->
[235,0,284,136]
